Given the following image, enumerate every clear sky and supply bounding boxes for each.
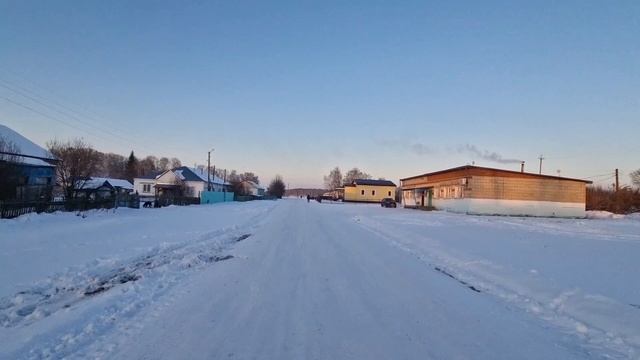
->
[1,1,638,188]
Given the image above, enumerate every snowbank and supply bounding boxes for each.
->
[586,210,626,219]
[0,202,276,298]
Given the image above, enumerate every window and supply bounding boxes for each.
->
[372,190,375,196]
[361,189,365,195]
[143,184,151,193]
[388,191,391,196]
[34,177,50,185]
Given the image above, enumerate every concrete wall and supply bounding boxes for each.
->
[344,185,396,202]
[433,198,586,218]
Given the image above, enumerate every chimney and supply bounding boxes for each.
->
[520,161,525,173]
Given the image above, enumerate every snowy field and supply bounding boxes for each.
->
[1,199,639,359]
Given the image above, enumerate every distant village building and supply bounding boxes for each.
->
[400,165,592,218]
[239,180,265,197]
[0,125,57,201]
[74,177,134,199]
[133,166,230,200]
[343,179,397,203]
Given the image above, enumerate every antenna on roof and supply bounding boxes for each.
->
[538,155,544,174]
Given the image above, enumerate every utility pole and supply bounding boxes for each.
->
[538,155,544,175]
[615,168,619,192]
[207,148,214,191]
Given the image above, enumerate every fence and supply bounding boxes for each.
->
[0,195,140,219]
[235,194,278,202]
[200,191,235,204]
[155,196,200,207]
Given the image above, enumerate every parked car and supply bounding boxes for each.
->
[381,198,397,208]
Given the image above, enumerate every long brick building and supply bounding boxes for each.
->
[400,165,592,218]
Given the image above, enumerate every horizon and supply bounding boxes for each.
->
[1,1,638,188]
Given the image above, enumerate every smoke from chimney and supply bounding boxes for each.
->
[457,144,522,165]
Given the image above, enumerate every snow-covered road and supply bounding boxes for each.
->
[2,199,639,359]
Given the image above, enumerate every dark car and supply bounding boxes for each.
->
[381,198,397,208]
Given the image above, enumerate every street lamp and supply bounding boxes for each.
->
[207,148,214,191]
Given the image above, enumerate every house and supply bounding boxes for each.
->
[74,177,134,199]
[343,179,397,203]
[133,171,162,199]
[134,166,231,200]
[239,180,265,197]
[0,125,57,201]
[400,165,592,218]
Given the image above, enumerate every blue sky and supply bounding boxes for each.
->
[1,1,638,187]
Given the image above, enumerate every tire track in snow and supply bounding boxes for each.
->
[352,214,640,360]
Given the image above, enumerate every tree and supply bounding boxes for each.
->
[324,167,342,190]
[125,151,139,182]
[0,136,22,201]
[157,157,170,171]
[239,172,259,184]
[48,139,101,199]
[268,175,286,198]
[97,152,126,178]
[631,169,640,188]
[343,167,371,184]
[170,157,182,169]
[139,155,158,176]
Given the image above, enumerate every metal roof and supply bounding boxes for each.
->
[400,165,592,184]
[349,179,396,187]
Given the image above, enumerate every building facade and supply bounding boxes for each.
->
[0,125,57,201]
[133,167,230,200]
[400,165,591,218]
[343,179,396,203]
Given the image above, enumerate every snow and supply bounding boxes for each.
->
[189,167,230,185]
[78,177,134,190]
[0,124,56,166]
[172,167,229,185]
[586,210,627,219]
[1,200,639,359]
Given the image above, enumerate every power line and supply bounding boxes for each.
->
[0,71,184,154]
[0,70,128,130]
[0,80,141,147]
[583,172,616,179]
[1,96,120,145]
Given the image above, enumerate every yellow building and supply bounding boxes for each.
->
[343,179,397,203]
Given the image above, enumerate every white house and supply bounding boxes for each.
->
[134,167,230,199]
[133,172,162,199]
[239,180,266,197]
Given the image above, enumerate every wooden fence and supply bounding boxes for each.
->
[0,195,140,219]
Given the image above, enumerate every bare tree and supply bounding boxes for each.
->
[170,157,182,169]
[98,152,126,178]
[239,172,259,184]
[324,167,343,190]
[268,175,286,198]
[157,157,170,171]
[0,136,22,200]
[0,135,20,163]
[139,155,158,176]
[631,169,640,188]
[48,139,101,199]
[343,167,371,184]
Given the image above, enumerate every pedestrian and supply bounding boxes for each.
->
[307,194,310,203]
